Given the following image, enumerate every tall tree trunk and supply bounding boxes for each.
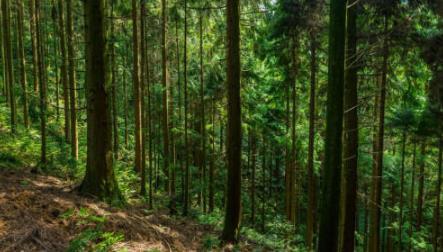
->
[306,31,317,251]
[29,0,39,94]
[80,0,122,203]
[417,141,426,229]
[199,12,207,213]
[369,15,389,252]
[132,0,142,173]
[140,0,147,197]
[35,0,47,165]
[250,129,257,224]
[317,0,346,250]
[290,41,298,226]
[209,98,216,213]
[161,0,170,194]
[433,136,443,251]
[57,0,70,142]
[67,0,78,159]
[221,0,242,243]
[183,0,190,216]
[17,0,29,128]
[111,2,118,159]
[341,1,359,250]
[408,141,417,252]
[399,131,407,249]
[1,0,16,133]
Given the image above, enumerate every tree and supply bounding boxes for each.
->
[1,0,16,133]
[67,0,78,159]
[79,0,122,203]
[58,0,70,142]
[340,0,359,250]
[16,0,29,128]
[221,0,242,243]
[132,0,142,174]
[317,0,346,251]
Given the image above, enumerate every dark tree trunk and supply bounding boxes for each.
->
[317,0,346,250]
[221,0,242,243]
[417,142,426,229]
[306,31,317,250]
[67,0,78,159]
[17,0,29,128]
[58,0,70,143]
[80,0,122,203]
[341,0,359,250]
[369,15,389,252]
[132,0,142,174]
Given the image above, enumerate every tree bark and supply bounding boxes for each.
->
[132,0,142,173]
[1,0,16,133]
[417,141,426,229]
[17,0,29,128]
[80,0,122,203]
[306,31,317,251]
[221,0,242,243]
[341,0,359,250]
[369,15,389,252]
[161,0,170,194]
[66,0,78,159]
[317,0,346,250]
[57,0,70,142]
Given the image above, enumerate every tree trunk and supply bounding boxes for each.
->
[183,0,190,216]
[417,141,426,229]
[369,15,389,252]
[29,0,39,94]
[317,0,346,250]
[250,129,257,224]
[408,141,417,251]
[199,12,207,213]
[221,0,242,243]
[306,31,317,251]
[341,1,359,249]
[111,2,118,159]
[209,98,216,213]
[1,0,16,133]
[67,0,78,159]
[57,0,70,142]
[161,0,170,194]
[35,0,47,165]
[399,131,407,249]
[132,0,142,173]
[433,136,443,251]
[80,0,122,203]
[17,0,29,128]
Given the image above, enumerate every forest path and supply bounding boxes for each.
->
[0,169,214,252]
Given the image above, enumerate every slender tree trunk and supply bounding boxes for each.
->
[183,0,190,216]
[35,0,47,165]
[399,131,407,249]
[80,0,122,203]
[317,0,346,250]
[369,15,389,252]
[417,141,426,229]
[306,31,317,251]
[1,0,16,133]
[408,141,417,252]
[58,0,70,142]
[250,129,256,225]
[161,0,170,194]
[29,0,39,94]
[67,0,78,159]
[199,12,207,213]
[17,0,29,128]
[140,0,147,197]
[132,0,142,173]
[209,98,215,213]
[433,136,443,251]
[221,0,242,243]
[111,2,118,159]
[290,41,298,226]
[123,48,129,148]
[341,1,359,249]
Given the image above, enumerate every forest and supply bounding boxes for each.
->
[0,0,442,251]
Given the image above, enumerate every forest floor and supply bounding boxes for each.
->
[0,168,225,252]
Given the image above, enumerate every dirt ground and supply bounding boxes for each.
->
[0,169,216,252]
